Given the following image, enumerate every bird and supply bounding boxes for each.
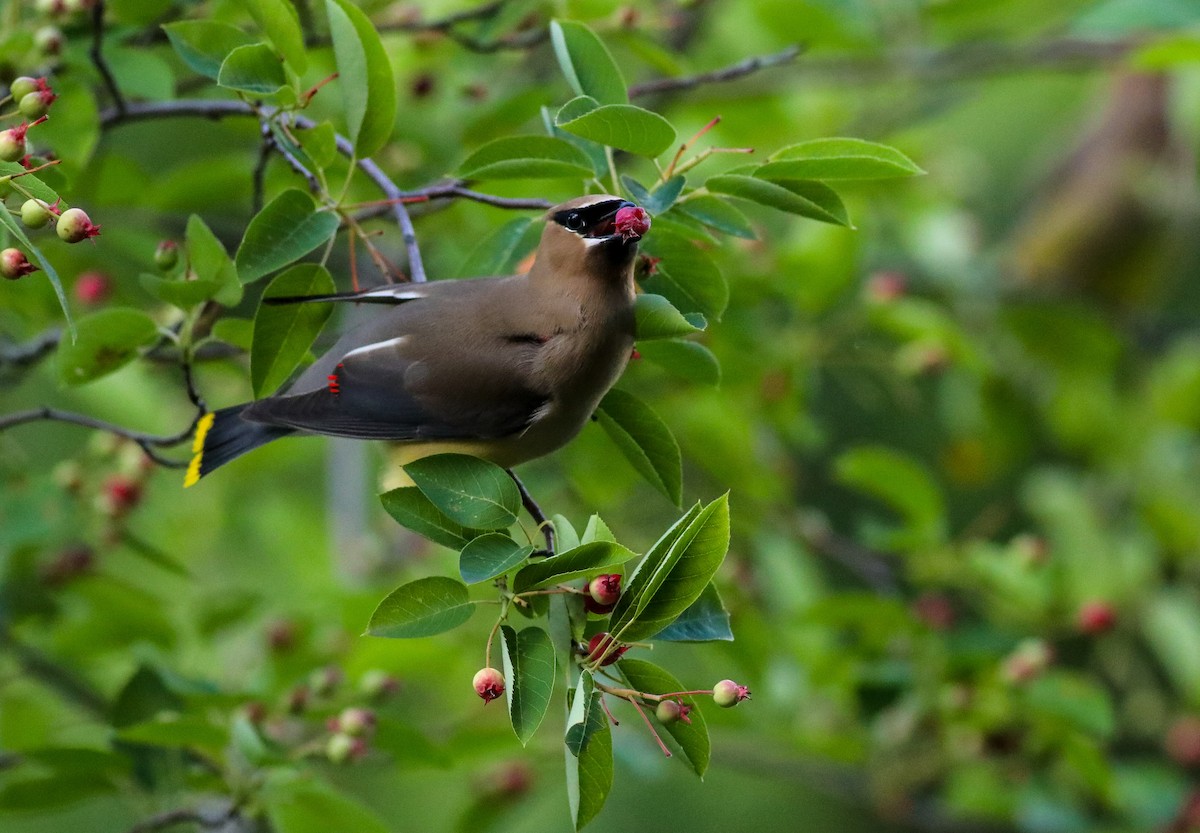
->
[184,195,652,487]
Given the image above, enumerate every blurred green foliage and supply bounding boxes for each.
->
[3,0,1200,832]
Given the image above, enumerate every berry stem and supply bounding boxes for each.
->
[598,695,620,727]
[627,696,671,758]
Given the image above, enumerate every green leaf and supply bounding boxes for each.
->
[610,495,730,642]
[556,95,600,123]
[707,174,851,226]
[674,194,757,239]
[403,454,521,529]
[637,340,721,386]
[460,533,535,584]
[640,229,728,320]
[265,773,392,833]
[595,388,682,506]
[235,189,340,283]
[500,625,556,745]
[565,673,612,830]
[553,515,581,552]
[645,175,686,214]
[582,515,616,545]
[211,318,252,350]
[300,122,338,169]
[326,0,396,157]
[246,0,307,74]
[454,216,537,278]
[557,104,676,157]
[834,445,946,548]
[117,714,227,753]
[1142,591,1200,702]
[763,137,924,179]
[380,487,486,549]
[186,214,242,306]
[57,308,158,386]
[0,161,61,204]
[634,293,705,340]
[512,541,637,594]
[549,20,628,105]
[0,208,72,335]
[1026,671,1116,738]
[459,135,593,180]
[250,264,335,398]
[217,43,287,95]
[162,20,256,80]
[618,658,710,777]
[366,576,476,638]
[139,273,221,309]
[650,582,732,642]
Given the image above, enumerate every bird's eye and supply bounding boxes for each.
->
[565,212,585,231]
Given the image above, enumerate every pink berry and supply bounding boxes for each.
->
[614,205,651,240]
[473,667,505,703]
[57,207,102,243]
[0,129,25,163]
[1,248,38,280]
[585,632,627,666]
[325,732,367,763]
[99,475,142,517]
[912,592,956,631]
[655,699,691,725]
[586,573,621,612]
[865,270,906,303]
[1077,600,1116,635]
[712,679,751,708]
[74,271,111,305]
[336,707,376,737]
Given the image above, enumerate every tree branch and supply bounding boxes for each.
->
[0,406,195,467]
[629,45,804,98]
[0,328,61,374]
[796,512,901,595]
[1,631,108,718]
[89,0,126,118]
[509,470,554,556]
[127,804,239,833]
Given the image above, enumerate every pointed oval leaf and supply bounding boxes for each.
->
[326,0,396,157]
[834,445,946,547]
[557,104,675,158]
[646,175,686,214]
[217,43,287,95]
[565,674,612,830]
[556,95,600,124]
[139,273,222,309]
[380,487,486,549]
[246,0,307,74]
[235,189,340,283]
[186,214,242,306]
[765,137,924,179]
[251,264,336,398]
[619,658,710,777]
[611,495,730,643]
[265,775,392,833]
[650,582,732,642]
[501,625,557,745]
[366,576,476,638]
[0,161,60,205]
[595,388,682,506]
[163,21,257,80]
[674,194,757,239]
[0,208,72,335]
[635,293,705,341]
[460,534,535,584]
[549,20,628,105]
[455,216,538,278]
[707,174,850,226]
[637,339,721,386]
[512,541,637,594]
[57,309,159,386]
[640,229,728,321]
[403,454,521,529]
[458,135,593,180]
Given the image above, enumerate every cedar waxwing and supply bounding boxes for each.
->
[184,195,652,486]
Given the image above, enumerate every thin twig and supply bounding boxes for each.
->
[89,0,126,118]
[353,182,551,224]
[509,470,554,556]
[0,407,195,467]
[252,122,272,214]
[0,328,60,372]
[1,631,108,718]
[127,804,238,833]
[305,0,547,53]
[629,45,803,98]
[796,512,900,595]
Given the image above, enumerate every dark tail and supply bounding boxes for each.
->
[183,404,293,487]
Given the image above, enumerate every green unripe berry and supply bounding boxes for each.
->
[154,239,179,270]
[712,679,750,708]
[19,92,50,120]
[10,77,39,100]
[0,130,25,163]
[21,199,52,229]
[656,700,682,724]
[325,732,355,764]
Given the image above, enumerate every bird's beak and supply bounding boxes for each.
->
[583,201,652,243]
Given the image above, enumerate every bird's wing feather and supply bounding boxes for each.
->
[262,284,435,306]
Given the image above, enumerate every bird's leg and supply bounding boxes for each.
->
[508,469,555,557]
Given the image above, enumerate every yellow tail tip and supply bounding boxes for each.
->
[183,412,215,489]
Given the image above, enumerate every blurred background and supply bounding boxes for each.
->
[3,0,1200,831]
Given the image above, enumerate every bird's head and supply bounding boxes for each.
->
[536,195,651,277]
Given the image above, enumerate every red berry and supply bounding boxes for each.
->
[585,632,627,666]
[74,271,112,305]
[40,544,94,586]
[865,270,907,303]
[1077,600,1116,635]
[614,205,651,240]
[100,475,142,516]
[712,679,751,708]
[0,129,25,163]
[912,593,956,631]
[57,207,102,243]
[473,667,505,703]
[1,248,38,280]
[265,618,297,652]
[1166,716,1200,766]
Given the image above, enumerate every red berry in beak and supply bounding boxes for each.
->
[614,205,651,241]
